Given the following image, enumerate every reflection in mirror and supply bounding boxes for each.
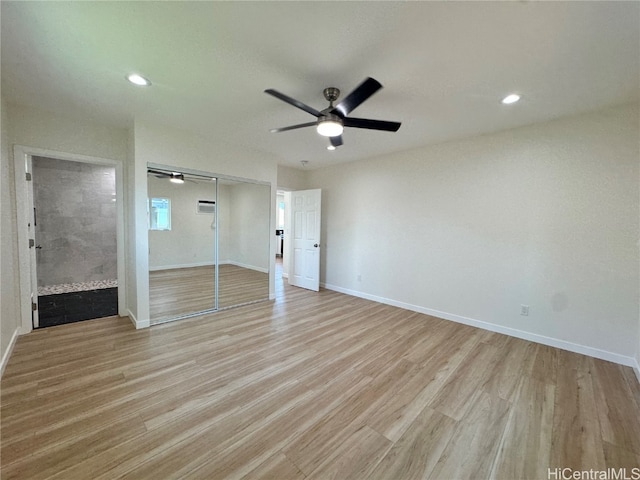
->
[148,172,216,323]
[148,168,271,324]
[217,179,270,309]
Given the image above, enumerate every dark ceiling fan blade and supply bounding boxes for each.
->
[330,135,343,147]
[265,89,322,117]
[147,168,170,177]
[343,117,401,132]
[332,77,382,117]
[269,122,317,133]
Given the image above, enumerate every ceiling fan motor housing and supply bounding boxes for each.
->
[323,87,340,105]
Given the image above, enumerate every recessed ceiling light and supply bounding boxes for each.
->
[327,145,336,151]
[127,73,151,87]
[501,94,521,104]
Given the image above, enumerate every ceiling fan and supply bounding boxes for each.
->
[265,77,401,149]
[147,169,193,184]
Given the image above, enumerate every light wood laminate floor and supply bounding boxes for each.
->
[2,272,639,479]
[149,264,269,322]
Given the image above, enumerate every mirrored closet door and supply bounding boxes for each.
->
[217,179,270,309]
[147,167,270,324]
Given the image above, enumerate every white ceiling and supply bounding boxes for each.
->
[2,1,639,169]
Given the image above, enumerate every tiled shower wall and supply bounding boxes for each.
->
[33,156,117,287]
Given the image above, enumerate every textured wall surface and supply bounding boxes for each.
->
[33,156,117,286]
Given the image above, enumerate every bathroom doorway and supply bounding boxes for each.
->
[32,156,118,328]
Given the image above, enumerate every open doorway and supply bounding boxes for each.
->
[276,190,286,280]
[13,146,126,334]
[32,157,118,328]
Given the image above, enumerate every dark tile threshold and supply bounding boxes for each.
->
[37,288,118,328]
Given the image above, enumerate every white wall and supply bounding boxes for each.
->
[148,175,216,270]
[638,168,640,379]
[277,165,308,191]
[7,104,128,162]
[307,103,640,364]
[126,127,137,325]
[2,104,129,368]
[637,295,640,380]
[1,96,21,375]
[224,181,271,272]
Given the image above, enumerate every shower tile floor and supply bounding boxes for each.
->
[37,279,118,296]
[37,280,118,328]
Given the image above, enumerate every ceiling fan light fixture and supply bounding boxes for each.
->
[170,173,184,184]
[317,115,344,137]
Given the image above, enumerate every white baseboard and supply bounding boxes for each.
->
[127,309,149,329]
[149,261,215,272]
[633,355,640,384]
[149,260,268,274]
[321,283,638,369]
[226,261,269,274]
[1,327,21,378]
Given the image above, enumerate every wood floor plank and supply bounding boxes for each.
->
[481,336,537,402]
[366,323,479,442]
[429,391,511,480]
[241,452,306,480]
[305,425,392,480]
[492,376,555,480]
[550,364,607,470]
[2,262,639,479]
[621,366,640,411]
[1,414,147,480]
[530,343,558,385]
[427,340,499,421]
[602,441,640,471]
[282,359,418,475]
[368,406,458,480]
[589,358,640,454]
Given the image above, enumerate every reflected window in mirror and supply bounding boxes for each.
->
[149,197,171,231]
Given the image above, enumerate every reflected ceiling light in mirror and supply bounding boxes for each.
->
[170,173,184,184]
[501,93,521,104]
[127,73,151,86]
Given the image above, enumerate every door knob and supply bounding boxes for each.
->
[314,243,319,248]
[35,245,42,250]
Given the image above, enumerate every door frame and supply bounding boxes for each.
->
[14,145,126,333]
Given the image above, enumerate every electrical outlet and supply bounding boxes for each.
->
[520,305,529,316]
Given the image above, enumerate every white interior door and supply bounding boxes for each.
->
[290,189,321,291]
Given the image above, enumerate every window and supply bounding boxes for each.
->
[149,197,171,230]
